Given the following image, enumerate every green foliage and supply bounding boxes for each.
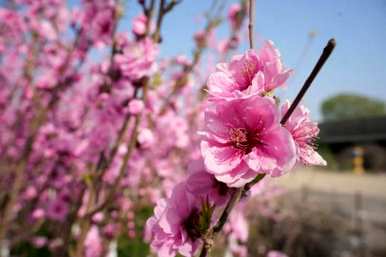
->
[318,145,338,170]
[117,205,153,257]
[197,199,215,235]
[10,223,53,257]
[117,234,150,257]
[11,242,52,257]
[321,93,385,121]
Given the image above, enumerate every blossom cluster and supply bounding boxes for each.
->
[145,37,326,257]
[0,1,325,257]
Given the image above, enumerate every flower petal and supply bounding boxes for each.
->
[201,141,243,174]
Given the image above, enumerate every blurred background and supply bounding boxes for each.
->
[1,0,386,256]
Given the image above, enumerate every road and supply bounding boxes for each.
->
[274,168,386,253]
[276,167,386,199]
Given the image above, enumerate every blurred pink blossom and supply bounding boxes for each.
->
[145,183,203,257]
[129,99,144,114]
[267,250,289,257]
[228,3,242,30]
[85,226,103,257]
[138,128,155,148]
[132,13,147,36]
[115,38,159,81]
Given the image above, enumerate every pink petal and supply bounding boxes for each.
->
[215,162,255,187]
[207,72,236,96]
[259,126,296,174]
[201,141,243,174]
[236,95,278,130]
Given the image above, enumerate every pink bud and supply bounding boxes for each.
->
[128,99,144,115]
[24,186,37,200]
[137,128,154,148]
[32,236,47,248]
[32,208,45,220]
[92,212,104,223]
[132,14,147,36]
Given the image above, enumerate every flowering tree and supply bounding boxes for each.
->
[0,0,335,257]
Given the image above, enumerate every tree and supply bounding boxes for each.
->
[321,93,386,121]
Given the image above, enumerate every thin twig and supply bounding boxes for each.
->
[213,189,243,233]
[248,0,255,49]
[159,10,223,114]
[153,0,181,42]
[281,38,336,125]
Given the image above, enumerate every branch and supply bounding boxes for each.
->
[281,39,336,125]
[248,0,255,49]
[159,11,222,114]
[213,188,243,233]
[153,0,182,42]
[197,174,265,257]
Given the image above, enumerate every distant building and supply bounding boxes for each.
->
[319,116,386,171]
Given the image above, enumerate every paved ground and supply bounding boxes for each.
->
[276,167,386,199]
[274,168,386,253]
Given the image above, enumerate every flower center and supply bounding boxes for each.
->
[229,127,261,153]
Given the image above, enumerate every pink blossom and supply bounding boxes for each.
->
[49,238,64,250]
[175,55,192,66]
[46,198,69,221]
[115,38,158,81]
[103,223,119,239]
[267,250,288,257]
[23,186,37,200]
[228,236,248,257]
[128,99,144,114]
[0,8,25,48]
[138,128,155,148]
[194,30,207,48]
[29,18,57,41]
[32,208,45,220]
[84,226,103,257]
[186,159,230,206]
[92,212,104,223]
[225,207,248,242]
[32,236,47,248]
[200,95,296,187]
[228,3,242,30]
[281,101,327,166]
[207,41,292,98]
[90,8,115,45]
[145,183,203,257]
[217,40,229,54]
[132,13,147,36]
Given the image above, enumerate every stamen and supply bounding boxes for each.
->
[229,128,248,148]
[229,127,261,153]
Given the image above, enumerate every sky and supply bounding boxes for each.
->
[121,0,386,121]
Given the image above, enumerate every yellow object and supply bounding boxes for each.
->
[353,146,364,174]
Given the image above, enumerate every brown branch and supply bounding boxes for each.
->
[198,174,266,257]
[153,0,182,42]
[213,189,243,233]
[281,38,336,125]
[248,0,255,49]
[159,14,222,114]
[84,113,141,218]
